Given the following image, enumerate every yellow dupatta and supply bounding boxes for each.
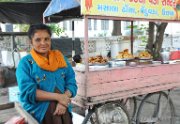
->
[30,49,67,71]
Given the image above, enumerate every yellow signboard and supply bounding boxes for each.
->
[81,0,180,21]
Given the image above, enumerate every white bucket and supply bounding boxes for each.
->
[111,40,120,59]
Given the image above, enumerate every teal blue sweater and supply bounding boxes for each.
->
[16,54,77,123]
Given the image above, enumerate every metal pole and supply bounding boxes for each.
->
[43,17,46,24]
[84,16,89,98]
[131,21,134,54]
[84,16,89,72]
[72,20,75,58]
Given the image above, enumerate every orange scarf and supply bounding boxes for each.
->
[30,49,67,71]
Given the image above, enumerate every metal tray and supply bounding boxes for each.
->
[89,62,108,66]
[138,57,152,60]
[113,58,134,61]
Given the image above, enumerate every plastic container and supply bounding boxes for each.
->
[111,40,120,59]
[160,48,170,64]
[108,61,126,67]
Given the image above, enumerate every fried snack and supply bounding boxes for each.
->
[138,51,152,58]
[89,55,108,64]
[116,52,123,58]
[123,53,134,58]
[123,49,129,53]
[116,49,134,59]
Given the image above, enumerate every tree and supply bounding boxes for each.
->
[14,24,29,32]
[14,23,64,37]
[112,20,122,36]
[48,23,64,37]
[146,22,168,60]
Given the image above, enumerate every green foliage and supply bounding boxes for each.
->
[14,24,30,32]
[126,25,138,29]
[14,24,64,36]
[126,24,148,35]
[140,35,148,43]
[139,24,148,30]
[48,24,64,37]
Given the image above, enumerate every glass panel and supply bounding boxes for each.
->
[88,19,92,30]
[94,20,97,30]
[101,20,109,30]
[63,21,67,31]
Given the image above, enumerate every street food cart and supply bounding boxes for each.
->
[44,0,180,123]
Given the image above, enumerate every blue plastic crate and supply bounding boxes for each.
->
[8,86,20,102]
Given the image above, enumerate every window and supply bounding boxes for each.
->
[63,21,67,31]
[69,21,72,30]
[101,20,109,30]
[94,20,97,30]
[124,21,132,30]
[88,19,92,30]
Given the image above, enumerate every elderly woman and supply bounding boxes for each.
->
[16,24,77,124]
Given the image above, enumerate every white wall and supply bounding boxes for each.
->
[59,19,113,38]
[61,20,180,38]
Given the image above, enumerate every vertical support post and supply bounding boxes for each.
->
[43,17,46,24]
[84,16,89,73]
[72,20,75,58]
[131,21,134,54]
[84,16,89,98]
[12,35,15,50]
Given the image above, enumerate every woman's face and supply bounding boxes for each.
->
[31,30,51,57]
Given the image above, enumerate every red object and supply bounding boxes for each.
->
[170,51,180,60]
[85,0,92,11]
[5,116,25,124]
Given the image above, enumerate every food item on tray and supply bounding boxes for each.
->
[116,49,134,59]
[89,55,108,64]
[138,51,152,59]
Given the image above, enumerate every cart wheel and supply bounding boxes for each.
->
[120,97,137,121]
[82,102,130,124]
[136,91,175,124]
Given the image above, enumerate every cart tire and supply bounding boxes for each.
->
[82,102,130,124]
[82,109,96,124]
[120,97,137,121]
[136,91,175,124]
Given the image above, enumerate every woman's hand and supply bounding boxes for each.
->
[56,93,71,107]
[53,103,67,115]
[65,90,72,98]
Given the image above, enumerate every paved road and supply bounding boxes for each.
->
[134,89,180,124]
[72,88,180,124]
[171,89,180,124]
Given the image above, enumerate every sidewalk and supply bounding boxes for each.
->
[1,87,180,124]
